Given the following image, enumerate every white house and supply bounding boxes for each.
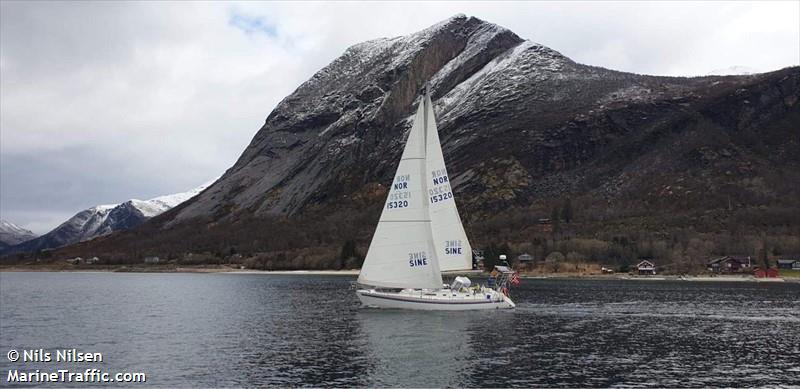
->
[635,260,656,275]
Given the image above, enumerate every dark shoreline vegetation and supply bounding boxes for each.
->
[5,198,799,275]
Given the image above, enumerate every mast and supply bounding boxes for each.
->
[423,84,429,154]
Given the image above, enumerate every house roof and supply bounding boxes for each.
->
[636,260,654,267]
[777,259,798,265]
[708,256,751,265]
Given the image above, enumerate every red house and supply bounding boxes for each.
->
[753,267,779,278]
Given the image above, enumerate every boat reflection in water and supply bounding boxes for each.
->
[357,308,505,387]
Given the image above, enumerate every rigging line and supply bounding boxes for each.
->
[423,88,429,154]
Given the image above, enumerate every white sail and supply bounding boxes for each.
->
[423,93,473,271]
[358,100,443,289]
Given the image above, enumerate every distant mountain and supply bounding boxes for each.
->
[43,15,800,267]
[1,179,215,255]
[0,220,38,249]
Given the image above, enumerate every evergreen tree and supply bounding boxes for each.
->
[340,240,357,261]
[482,244,498,271]
[339,240,363,269]
[551,206,561,237]
[561,198,573,223]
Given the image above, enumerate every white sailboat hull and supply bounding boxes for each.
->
[357,288,515,310]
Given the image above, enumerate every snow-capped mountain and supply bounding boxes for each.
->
[164,14,797,226]
[20,15,800,265]
[1,179,216,255]
[0,219,38,248]
[129,182,211,217]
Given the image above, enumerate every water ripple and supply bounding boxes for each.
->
[1,274,798,387]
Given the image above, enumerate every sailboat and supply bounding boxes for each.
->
[356,88,516,310]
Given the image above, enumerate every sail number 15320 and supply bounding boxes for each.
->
[429,192,453,203]
[387,200,409,209]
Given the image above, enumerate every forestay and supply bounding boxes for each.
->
[358,100,443,289]
[423,93,473,271]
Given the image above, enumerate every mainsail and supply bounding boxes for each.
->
[357,99,443,289]
[423,94,473,271]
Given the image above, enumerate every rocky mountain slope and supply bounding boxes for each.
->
[165,15,798,222]
[2,180,214,255]
[37,15,800,265]
[0,220,37,249]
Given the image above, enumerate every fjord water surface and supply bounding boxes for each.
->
[1,272,798,387]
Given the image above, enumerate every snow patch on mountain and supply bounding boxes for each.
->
[68,207,115,242]
[436,40,569,123]
[130,178,216,217]
[429,21,514,90]
[302,14,474,99]
[0,219,38,246]
[0,219,34,236]
[62,179,216,237]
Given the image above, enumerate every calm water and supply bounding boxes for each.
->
[1,272,799,387]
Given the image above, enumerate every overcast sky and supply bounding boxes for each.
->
[1,1,798,234]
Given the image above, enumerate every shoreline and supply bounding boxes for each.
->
[0,265,797,282]
[225,269,361,276]
[521,274,794,283]
[0,265,361,275]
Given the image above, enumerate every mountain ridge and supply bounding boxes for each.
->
[166,15,796,222]
[2,179,215,255]
[0,220,38,249]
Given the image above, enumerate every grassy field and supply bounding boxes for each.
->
[779,269,800,278]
